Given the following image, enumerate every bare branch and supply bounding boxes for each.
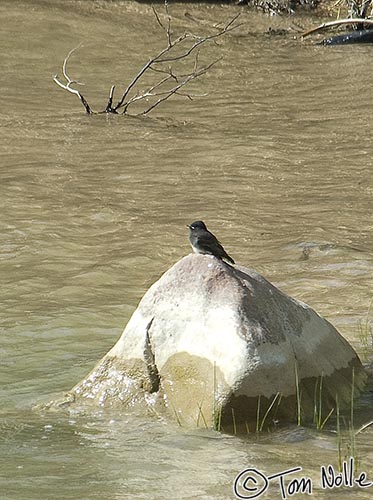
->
[301,18,373,38]
[113,12,241,113]
[112,33,190,112]
[164,0,172,47]
[104,85,117,113]
[148,75,174,93]
[149,65,178,81]
[121,59,215,116]
[54,3,240,117]
[142,83,190,115]
[152,5,165,31]
[223,12,242,32]
[156,16,242,64]
[193,50,200,74]
[142,58,220,116]
[175,91,209,100]
[121,75,174,114]
[53,44,92,114]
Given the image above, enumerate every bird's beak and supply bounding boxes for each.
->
[186,224,191,228]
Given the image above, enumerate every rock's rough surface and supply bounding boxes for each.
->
[68,254,366,431]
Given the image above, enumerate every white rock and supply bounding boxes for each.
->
[68,254,366,431]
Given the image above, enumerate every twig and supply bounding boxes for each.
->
[158,14,243,63]
[152,5,165,31]
[112,33,189,112]
[301,17,373,38]
[53,44,92,114]
[113,12,241,114]
[355,420,373,435]
[54,3,241,117]
[104,85,117,113]
[123,63,215,116]
[142,58,220,115]
[149,65,178,81]
[121,74,174,114]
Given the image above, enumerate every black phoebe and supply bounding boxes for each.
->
[187,220,235,264]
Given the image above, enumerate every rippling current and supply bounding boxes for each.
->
[1,1,373,499]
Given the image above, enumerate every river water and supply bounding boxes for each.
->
[1,1,373,499]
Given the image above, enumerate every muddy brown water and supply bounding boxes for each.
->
[1,1,373,499]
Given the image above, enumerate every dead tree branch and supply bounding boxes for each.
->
[105,85,116,114]
[53,3,242,116]
[141,58,220,115]
[53,45,92,114]
[301,17,373,38]
[112,11,241,115]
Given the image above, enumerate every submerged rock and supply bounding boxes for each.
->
[57,254,366,432]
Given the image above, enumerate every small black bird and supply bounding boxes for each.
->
[188,220,235,264]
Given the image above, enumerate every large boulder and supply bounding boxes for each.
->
[63,254,366,432]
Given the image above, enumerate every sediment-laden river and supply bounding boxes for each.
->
[1,1,372,499]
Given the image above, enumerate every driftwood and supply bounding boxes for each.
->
[301,17,373,38]
[53,3,242,115]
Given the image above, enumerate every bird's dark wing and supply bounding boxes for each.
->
[195,232,235,264]
[194,232,221,253]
